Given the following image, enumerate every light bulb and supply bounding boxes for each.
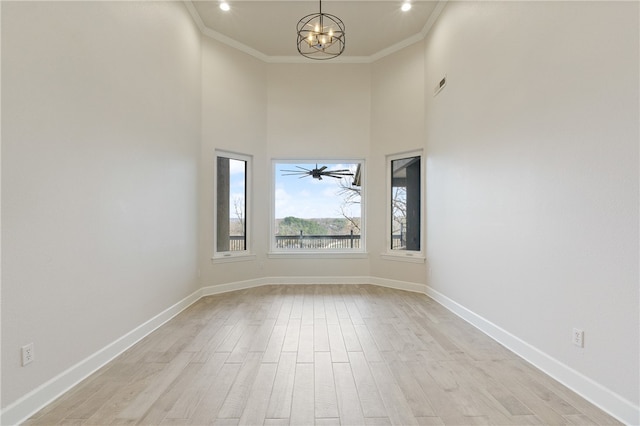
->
[401,2,411,11]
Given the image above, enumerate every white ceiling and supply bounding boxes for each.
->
[186,0,445,62]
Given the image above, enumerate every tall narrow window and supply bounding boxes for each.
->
[215,151,250,256]
[389,152,422,253]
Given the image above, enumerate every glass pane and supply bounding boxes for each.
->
[391,156,420,251]
[217,157,246,252]
[274,162,361,250]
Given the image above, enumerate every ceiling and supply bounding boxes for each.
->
[186,1,445,62]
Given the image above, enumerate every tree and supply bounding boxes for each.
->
[277,216,327,235]
[337,178,362,232]
[338,176,407,241]
[232,195,244,234]
[391,186,407,233]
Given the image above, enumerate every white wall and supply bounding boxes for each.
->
[266,64,371,160]
[200,62,373,286]
[3,0,638,423]
[424,0,639,418]
[370,41,427,285]
[199,37,267,286]
[263,64,372,279]
[2,0,201,411]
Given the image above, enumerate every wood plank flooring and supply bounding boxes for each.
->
[24,285,621,425]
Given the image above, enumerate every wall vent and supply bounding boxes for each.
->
[434,75,446,96]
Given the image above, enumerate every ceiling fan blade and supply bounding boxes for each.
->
[323,172,353,176]
[281,169,310,173]
[281,164,354,180]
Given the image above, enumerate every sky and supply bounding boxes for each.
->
[275,162,360,219]
[228,159,246,220]
[227,161,361,220]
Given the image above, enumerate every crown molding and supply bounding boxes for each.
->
[183,0,449,64]
[421,0,447,38]
[184,0,270,61]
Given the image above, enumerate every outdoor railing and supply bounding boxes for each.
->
[391,234,404,250]
[229,236,246,251]
[275,232,361,249]
[229,233,404,250]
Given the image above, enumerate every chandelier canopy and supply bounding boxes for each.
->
[296,0,345,60]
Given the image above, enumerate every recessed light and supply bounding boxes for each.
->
[220,2,230,11]
[401,2,411,12]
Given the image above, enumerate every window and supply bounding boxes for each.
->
[214,151,251,258]
[388,151,423,256]
[271,160,364,254]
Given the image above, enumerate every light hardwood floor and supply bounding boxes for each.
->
[25,285,621,425]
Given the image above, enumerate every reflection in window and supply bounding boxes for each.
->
[216,154,248,253]
[391,155,421,251]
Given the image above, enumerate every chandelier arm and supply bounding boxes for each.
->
[296,0,345,60]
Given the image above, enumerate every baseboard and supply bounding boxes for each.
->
[200,276,426,294]
[424,285,640,426]
[5,279,636,426]
[0,288,203,426]
[368,276,428,294]
[200,276,371,296]
[201,276,375,296]
[201,277,269,296]
[264,276,372,285]
[1,277,399,424]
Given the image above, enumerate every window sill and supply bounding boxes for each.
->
[211,253,257,264]
[268,251,369,260]
[380,252,426,263]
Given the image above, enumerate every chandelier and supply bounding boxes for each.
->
[296,0,345,60]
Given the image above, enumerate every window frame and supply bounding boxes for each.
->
[383,150,425,263]
[269,158,367,257]
[212,150,254,262]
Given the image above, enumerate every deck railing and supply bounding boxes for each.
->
[275,232,361,249]
[229,233,404,250]
[229,236,245,251]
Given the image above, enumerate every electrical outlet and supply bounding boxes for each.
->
[572,328,584,348]
[21,343,35,366]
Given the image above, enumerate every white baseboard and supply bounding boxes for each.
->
[264,276,373,285]
[201,277,268,296]
[200,276,370,296]
[369,276,428,294]
[200,276,426,295]
[201,276,394,295]
[4,279,637,426]
[0,289,203,426]
[424,285,639,426]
